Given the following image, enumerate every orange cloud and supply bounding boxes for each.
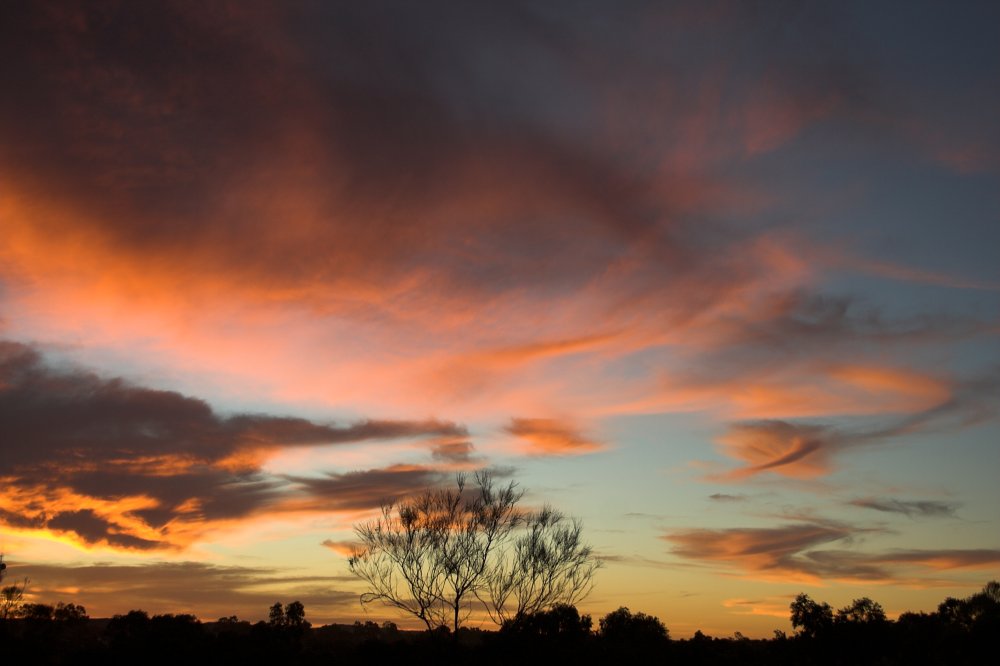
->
[717,421,836,479]
[321,540,361,558]
[663,363,951,421]
[504,418,605,457]
[722,597,793,619]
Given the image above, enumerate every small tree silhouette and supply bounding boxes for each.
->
[267,602,284,626]
[598,606,669,643]
[501,603,593,638]
[284,601,309,629]
[836,597,887,624]
[0,554,28,621]
[346,471,601,632]
[267,601,310,631]
[790,593,833,638]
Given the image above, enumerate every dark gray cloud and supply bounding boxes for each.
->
[849,497,960,519]
[287,466,447,512]
[0,340,468,549]
[429,439,479,465]
[0,341,464,469]
[708,493,747,502]
[47,509,161,551]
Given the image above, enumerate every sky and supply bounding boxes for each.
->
[1,0,998,637]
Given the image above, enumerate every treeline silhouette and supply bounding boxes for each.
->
[1,582,996,665]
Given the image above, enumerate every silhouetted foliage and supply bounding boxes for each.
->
[284,600,308,628]
[18,602,55,621]
[53,601,88,622]
[501,603,593,639]
[0,580,996,665]
[268,601,284,626]
[836,597,887,624]
[599,606,669,643]
[937,579,1000,636]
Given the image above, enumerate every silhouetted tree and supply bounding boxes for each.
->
[284,600,309,628]
[789,593,833,638]
[598,606,669,643]
[836,597,887,624]
[982,580,1000,603]
[18,602,54,620]
[484,507,600,625]
[105,609,152,651]
[501,603,593,639]
[267,600,310,630]
[268,601,284,626]
[347,471,600,632]
[0,580,27,620]
[937,580,1000,631]
[52,601,87,622]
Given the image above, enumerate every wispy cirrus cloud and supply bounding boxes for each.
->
[848,498,960,519]
[709,493,748,503]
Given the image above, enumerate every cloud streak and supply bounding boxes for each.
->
[8,560,357,623]
[712,368,1000,479]
[848,498,960,519]
[665,521,1000,584]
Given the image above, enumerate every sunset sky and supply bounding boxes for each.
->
[1,0,998,637]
